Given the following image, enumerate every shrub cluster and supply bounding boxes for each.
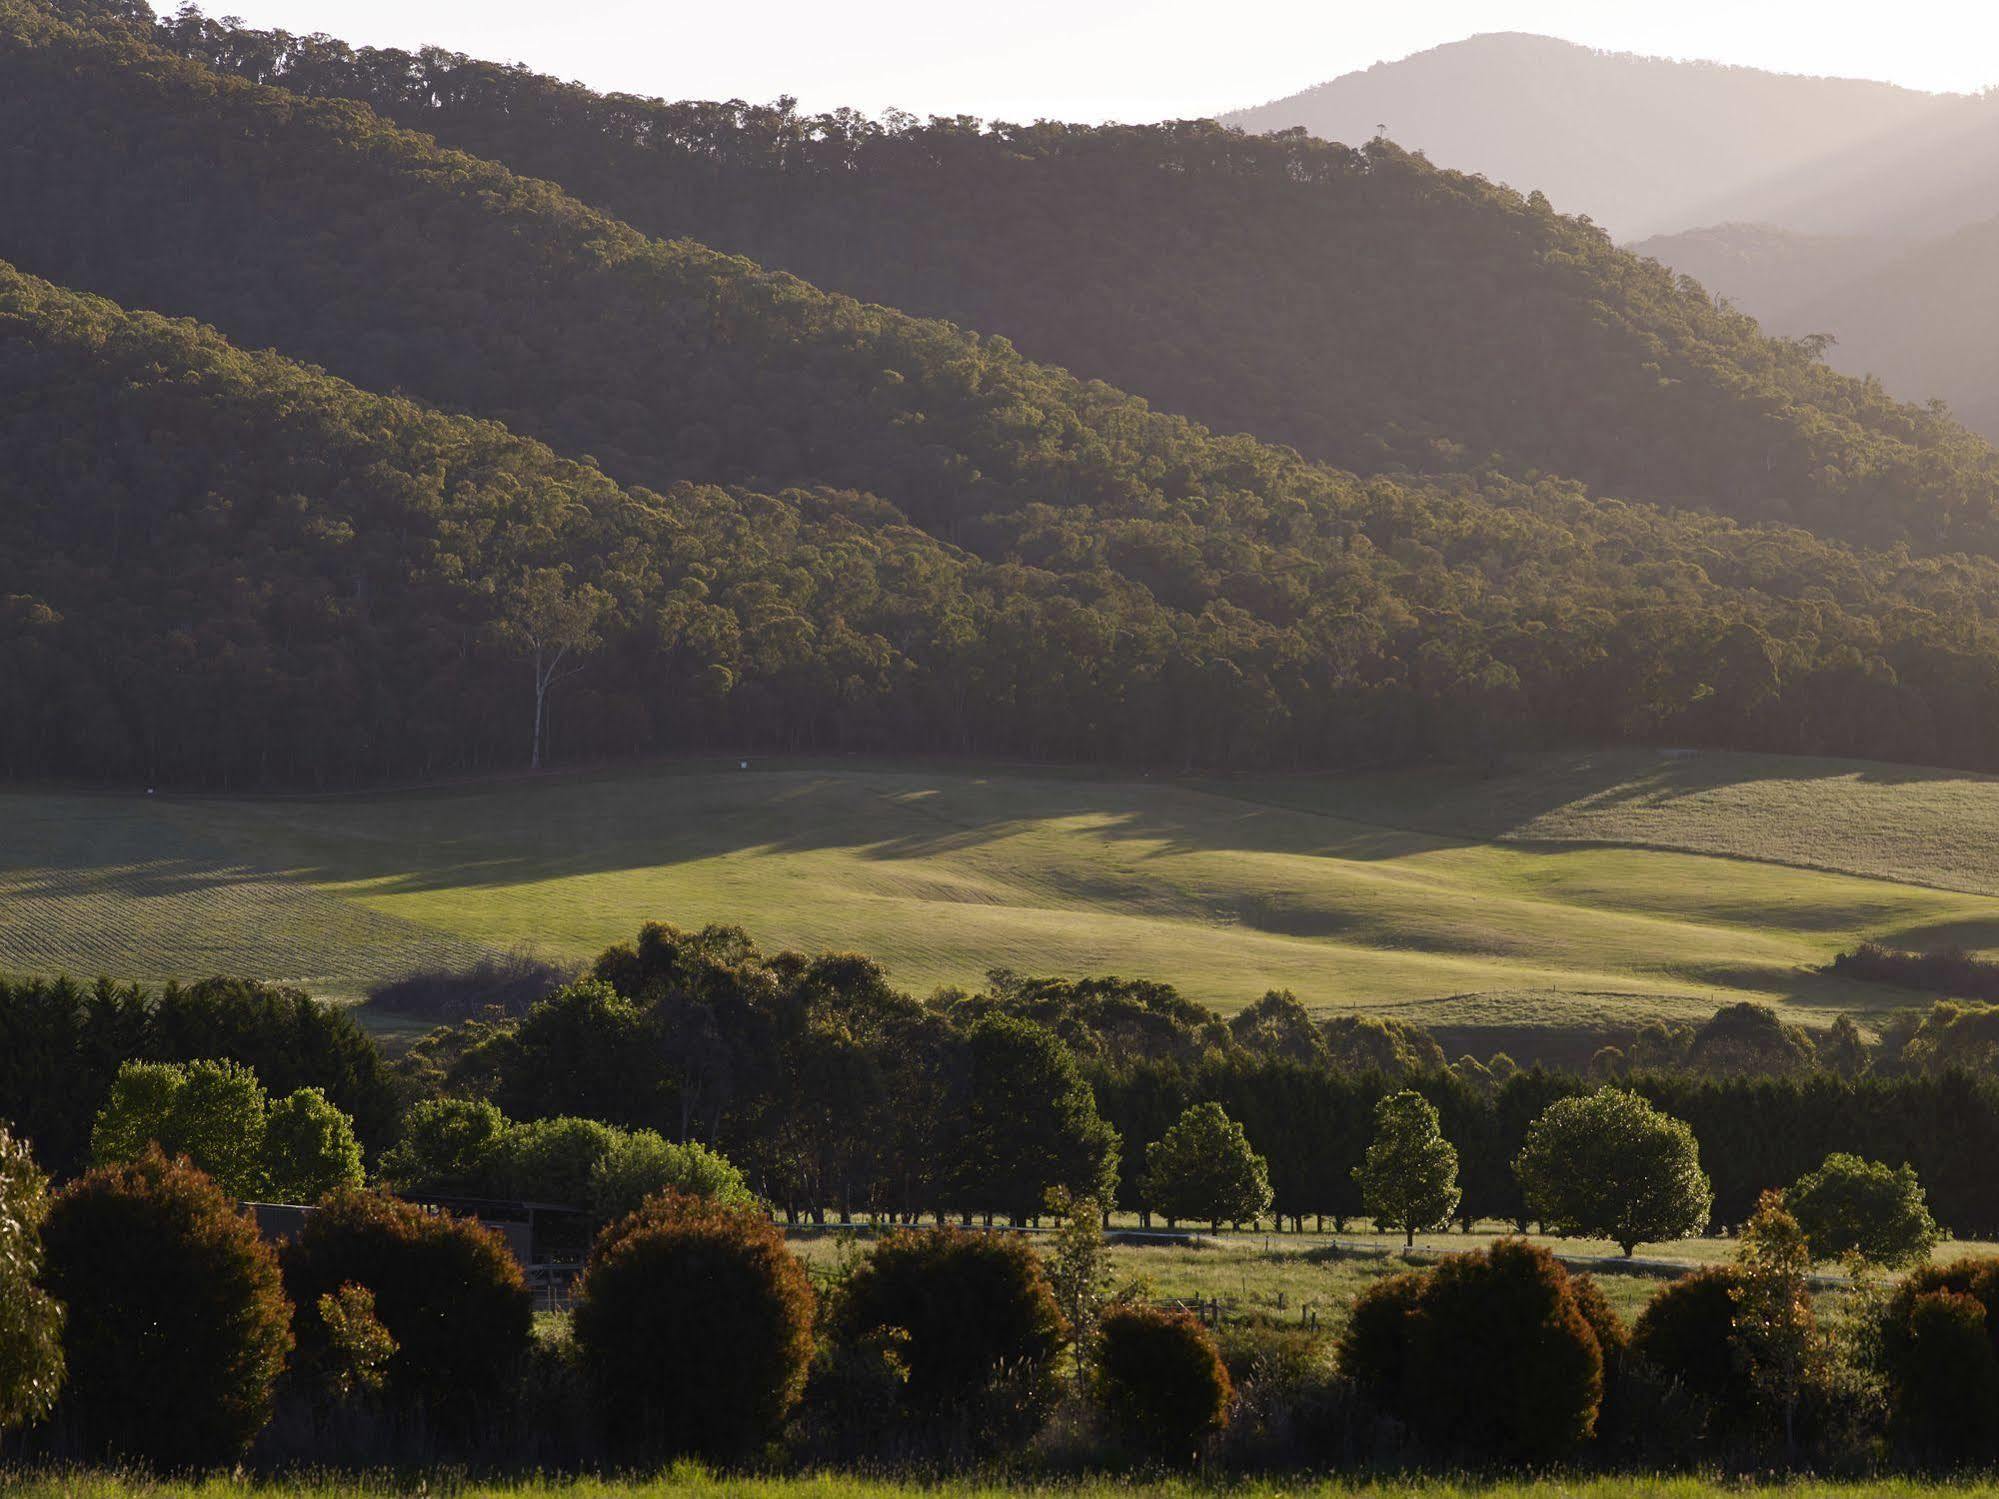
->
[39,1148,292,1468]
[830,1227,1068,1451]
[573,1190,815,1460]
[1339,1239,1617,1462]
[280,1187,532,1426]
[1094,1303,1232,1463]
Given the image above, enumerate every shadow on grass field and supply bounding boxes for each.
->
[7,749,1999,1035]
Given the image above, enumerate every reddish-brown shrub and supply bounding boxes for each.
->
[1630,1267,1744,1403]
[41,1148,292,1468]
[1094,1303,1231,1462]
[1336,1269,1426,1408]
[572,1190,815,1460]
[281,1187,530,1424]
[833,1228,1066,1437]
[1338,1240,1606,1462]
[1879,1256,1999,1459]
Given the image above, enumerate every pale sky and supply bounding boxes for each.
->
[193,0,1999,122]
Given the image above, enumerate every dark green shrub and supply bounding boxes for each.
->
[1886,1289,1999,1459]
[1879,1257,1999,1460]
[572,1190,815,1461]
[41,1148,292,1468]
[1094,1303,1232,1463]
[1406,1240,1605,1461]
[1336,1269,1426,1408]
[280,1188,531,1424]
[1567,1271,1629,1431]
[1630,1268,1743,1402]
[1628,1267,1757,1450]
[834,1228,1066,1436]
[1339,1240,1604,1462]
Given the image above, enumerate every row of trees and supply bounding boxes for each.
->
[14,4,1999,783]
[6,1120,1997,1476]
[13,932,1999,1233]
[1355,1086,1941,1267]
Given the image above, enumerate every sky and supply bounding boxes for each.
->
[192,0,1999,123]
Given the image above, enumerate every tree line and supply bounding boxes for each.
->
[11,923,1999,1234]
[14,2,1999,784]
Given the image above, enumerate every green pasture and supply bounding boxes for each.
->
[3,750,1997,1030]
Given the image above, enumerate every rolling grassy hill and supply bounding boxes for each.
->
[4,752,1996,1034]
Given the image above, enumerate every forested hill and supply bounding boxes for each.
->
[0,259,997,785]
[18,251,1999,786]
[14,0,1999,787]
[120,6,1999,557]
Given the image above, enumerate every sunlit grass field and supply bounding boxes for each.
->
[4,749,1998,1029]
[786,1224,1999,1336]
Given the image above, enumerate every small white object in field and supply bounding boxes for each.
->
[740,760,749,770]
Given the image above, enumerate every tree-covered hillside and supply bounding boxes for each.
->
[135,5,1999,554]
[22,252,1999,786]
[12,1,1999,785]
[0,261,999,785]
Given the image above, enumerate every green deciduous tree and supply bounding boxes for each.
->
[1142,1101,1273,1232]
[1730,1189,1828,1459]
[91,1058,269,1198]
[260,1086,366,1203]
[1515,1087,1712,1256]
[91,1058,363,1203]
[0,1126,63,1439]
[1355,1089,1461,1248]
[377,1097,512,1196]
[1786,1153,1942,1269]
[1044,1186,1113,1378]
[949,1015,1119,1222]
[588,1130,756,1218]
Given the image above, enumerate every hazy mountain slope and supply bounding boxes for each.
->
[1629,217,1999,443]
[1220,33,1957,239]
[1782,219,1999,439]
[1624,223,1884,334]
[128,8,1999,557]
[1679,92,1999,243]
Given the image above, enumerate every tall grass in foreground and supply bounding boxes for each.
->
[15,1471,1999,1498]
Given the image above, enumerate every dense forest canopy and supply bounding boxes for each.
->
[10,0,1999,784]
[24,255,1999,785]
[132,3,1999,556]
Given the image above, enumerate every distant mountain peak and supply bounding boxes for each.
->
[1226,33,1958,237]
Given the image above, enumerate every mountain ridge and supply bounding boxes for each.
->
[1221,31,1959,239]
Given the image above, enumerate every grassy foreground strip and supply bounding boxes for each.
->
[13,1473,1999,1498]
